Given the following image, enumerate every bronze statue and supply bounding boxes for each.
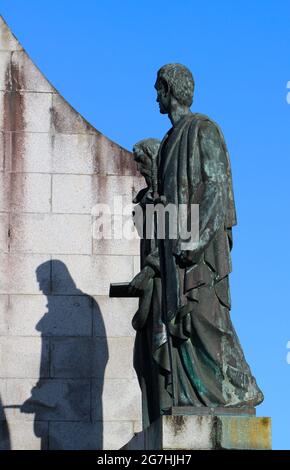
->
[112,64,264,429]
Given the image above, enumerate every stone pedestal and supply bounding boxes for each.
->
[123,412,272,450]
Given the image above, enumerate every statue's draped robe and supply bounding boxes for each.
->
[133,113,263,429]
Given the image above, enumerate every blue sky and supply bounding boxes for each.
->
[1,0,290,449]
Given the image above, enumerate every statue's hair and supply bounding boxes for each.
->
[156,63,194,107]
[133,138,160,161]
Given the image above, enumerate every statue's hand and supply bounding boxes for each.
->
[175,250,191,268]
[175,250,201,268]
[129,266,155,295]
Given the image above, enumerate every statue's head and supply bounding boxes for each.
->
[133,138,160,187]
[155,63,194,114]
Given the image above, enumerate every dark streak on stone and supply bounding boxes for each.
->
[3,51,26,254]
[167,415,186,436]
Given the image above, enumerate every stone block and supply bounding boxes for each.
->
[103,421,135,450]
[92,210,140,256]
[92,379,141,422]
[0,51,10,92]
[8,132,53,173]
[104,337,135,379]
[52,133,95,175]
[52,174,93,214]
[11,51,53,93]
[0,17,22,51]
[128,414,272,450]
[217,416,272,450]
[7,294,93,336]
[0,378,6,417]
[0,337,49,378]
[50,337,108,378]
[0,91,52,132]
[49,420,134,450]
[0,173,51,213]
[49,421,103,450]
[133,419,143,434]
[0,253,51,294]
[133,255,140,276]
[93,296,137,337]
[0,420,48,450]
[5,378,90,422]
[51,93,95,134]
[50,337,135,379]
[162,415,213,450]
[51,255,134,296]
[0,213,8,252]
[92,175,135,214]
[92,133,137,177]
[0,420,10,450]
[0,131,5,170]
[10,213,92,255]
[52,174,135,214]
[0,295,8,335]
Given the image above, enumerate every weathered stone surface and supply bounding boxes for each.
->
[0,295,8,335]
[133,419,143,434]
[52,133,95,175]
[0,420,48,450]
[0,17,22,51]
[133,255,140,276]
[8,132,53,173]
[0,254,50,294]
[103,337,135,379]
[0,17,141,450]
[0,337,49,378]
[49,421,102,450]
[51,94,95,135]
[53,174,135,214]
[5,378,90,422]
[10,214,92,255]
[0,173,51,213]
[11,51,53,93]
[0,420,10,450]
[162,415,213,450]
[92,379,141,422]
[50,337,134,379]
[124,414,272,450]
[0,213,8,252]
[49,420,134,450]
[103,421,136,450]
[0,131,5,170]
[6,294,93,336]
[93,296,137,337]
[0,51,10,92]
[50,337,108,378]
[216,416,272,450]
[93,229,140,256]
[91,187,140,255]
[52,174,94,214]
[0,91,52,132]
[51,255,134,296]
[92,134,137,177]
[51,133,137,177]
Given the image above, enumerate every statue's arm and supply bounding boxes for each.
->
[179,121,228,266]
[144,248,160,274]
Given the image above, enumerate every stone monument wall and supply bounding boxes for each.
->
[0,16,142,450]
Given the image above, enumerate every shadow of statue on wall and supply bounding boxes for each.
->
[0,397,11,450]
[21,260,108,450]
